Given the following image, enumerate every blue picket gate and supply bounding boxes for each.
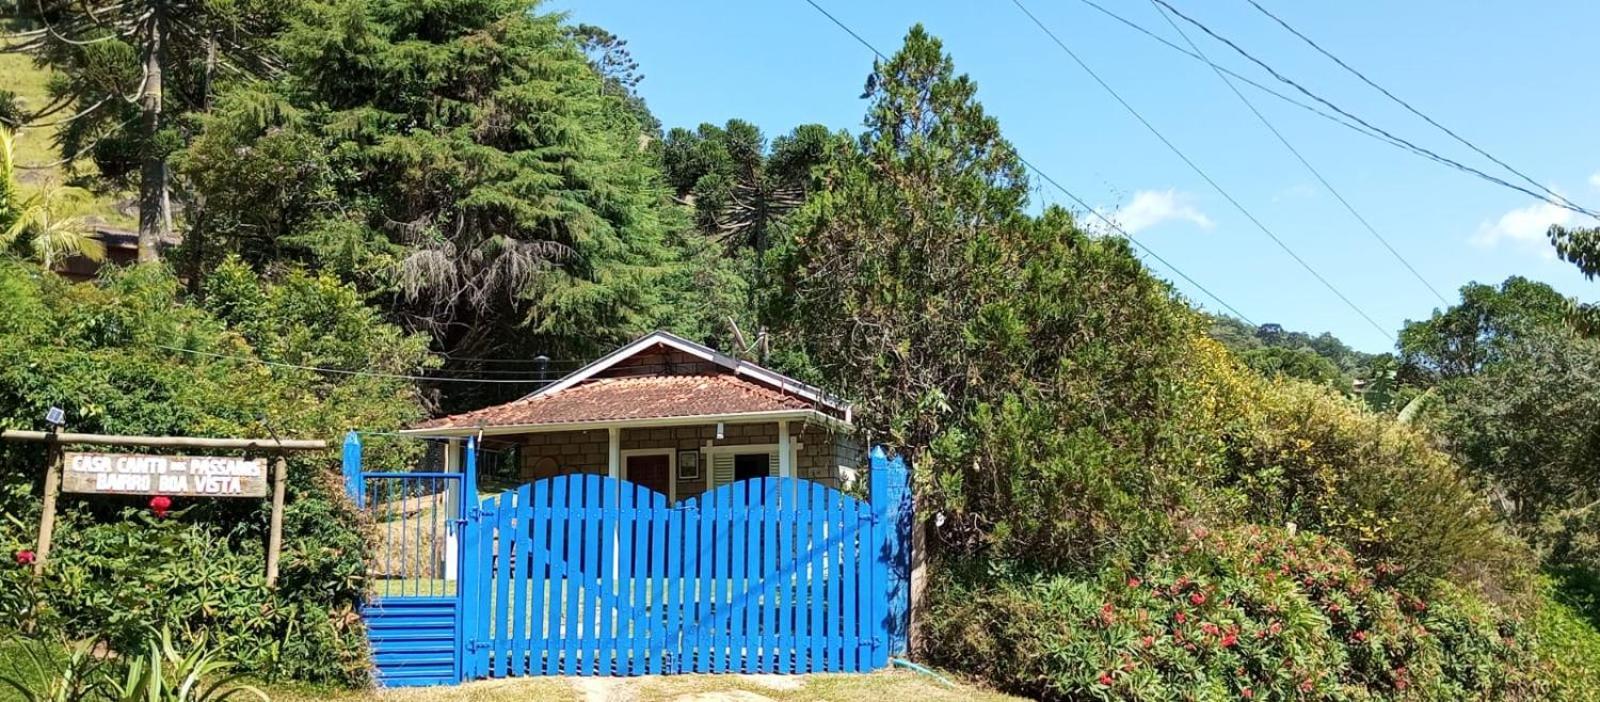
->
[345,434,910,686]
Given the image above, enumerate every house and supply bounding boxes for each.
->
[403,331,859,502]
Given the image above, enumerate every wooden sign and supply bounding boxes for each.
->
[62,451,268,498]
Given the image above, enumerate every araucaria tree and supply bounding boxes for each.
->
[7,0,291,261]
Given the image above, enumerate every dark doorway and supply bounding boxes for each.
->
[734,453,770,482]
[627,454,671,496]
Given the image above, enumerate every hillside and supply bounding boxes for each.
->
[0,39,135,229]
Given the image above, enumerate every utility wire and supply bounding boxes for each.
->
[1152,1,1600,220]
[157,344,558,384]
[1244,0,1585,217]
[1072,0,1417,153]
[1011,0,1394,340]
[798,0,1255,324]
[1147,0,1449,306]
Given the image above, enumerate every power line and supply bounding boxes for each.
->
[1244,0,1588,218]
[157,345,557,384]
[797,0,1256,324]
[1011,0,1394,341]
[1071,0,1421,154]
[1151,1,1600,220]
[1147,0,1449,306]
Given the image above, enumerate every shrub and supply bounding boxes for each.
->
[1220,379,1535,602]
[0,260,429,685]
[1528,572,1600,701]
[925,526,1543,701]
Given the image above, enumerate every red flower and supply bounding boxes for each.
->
[1241,688,1254,699]
[1189,592,1207,606]
[1175,611,1187,624]
[1201,622,1220,636]
[1141,635,1156,649]
[1127,577,1142,589]
[1220,632,1239,648]
[1299,679,1315,693]
[150,495,172,518]
[1352,630,1368,643]
[14,550,35,566]
[1098,672,1114,686]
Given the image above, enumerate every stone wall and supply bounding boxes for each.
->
[515,421,856,500]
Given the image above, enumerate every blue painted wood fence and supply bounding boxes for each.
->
[346,435,910,686]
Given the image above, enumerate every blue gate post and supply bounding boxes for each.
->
[457,437,481,681]
[868,447,912,668]
[342,431,364,508]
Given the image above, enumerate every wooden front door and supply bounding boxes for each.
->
[626,454,671,497]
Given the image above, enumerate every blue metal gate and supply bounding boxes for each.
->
[344,434,910,687]
[343,433,469,687]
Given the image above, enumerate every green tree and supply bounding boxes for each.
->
[1397,276,1568,384]
[1240,345,1350,392]
[182,0,692,402]
[771,26,1213,568]
[6,0,293,261]
[1547,223,1600,333]
[1431,330,1600,569]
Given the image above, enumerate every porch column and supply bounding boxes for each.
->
[778,420,793,478]
[444,438,461,582]
[608,427,621,479]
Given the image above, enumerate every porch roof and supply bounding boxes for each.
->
[409,373,845,436]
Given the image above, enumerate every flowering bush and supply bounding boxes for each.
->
[925,526,1544,701]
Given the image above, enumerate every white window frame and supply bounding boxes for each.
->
[620,448,677,503]
[702,442,803,492]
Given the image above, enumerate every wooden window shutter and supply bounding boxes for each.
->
[711,452,735,488]
[768,448,781,477]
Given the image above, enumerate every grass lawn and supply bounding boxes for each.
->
[0,32,137,230]
[266,670,1026,702]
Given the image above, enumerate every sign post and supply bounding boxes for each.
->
[1,430,327,587]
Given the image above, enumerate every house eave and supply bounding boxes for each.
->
[399,408,853,439]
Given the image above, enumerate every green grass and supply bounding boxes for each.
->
[0,34,136,230]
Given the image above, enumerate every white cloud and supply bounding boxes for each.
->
[1103,189,1214,235]
[1471,200,1570,258]
[1589,171,1600,190]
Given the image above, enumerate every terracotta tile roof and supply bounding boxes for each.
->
[414,374,818,430]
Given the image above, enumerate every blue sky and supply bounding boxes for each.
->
[554,0,1600,352]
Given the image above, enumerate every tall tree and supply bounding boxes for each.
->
[1397,276,1568,384]
[661,120,829,255]
[183,0,691,408]
[6,0,290,262]
[771,26,1205,567]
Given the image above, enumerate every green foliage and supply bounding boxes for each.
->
[926,527,1542,701]
[1208,315,1374,396]
[182,0,692,390]
[1,629,268,702]
[1529,572,1600,701]
[1426,329,1600,569]
[1397,276,1568,384]
[1224,380,1528,594]
[1545,223,1600,334]
[1240,345,1351,393]
[0,129,102,268]
[0,260,429,684]
[773,26,1215,569]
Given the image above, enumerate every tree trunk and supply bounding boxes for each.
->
[136,7,169,264]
